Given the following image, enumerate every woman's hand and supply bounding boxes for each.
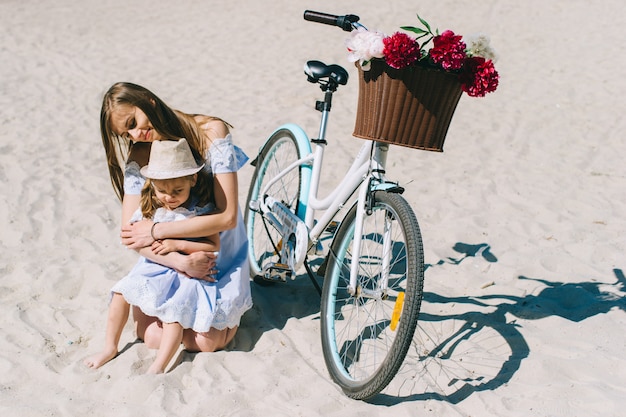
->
[121,220,155,249]
[179,251,218,282]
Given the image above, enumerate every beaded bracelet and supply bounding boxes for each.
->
[151,222,160,241]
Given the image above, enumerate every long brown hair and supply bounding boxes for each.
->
[100,82,231,201]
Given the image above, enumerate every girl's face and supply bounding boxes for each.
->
[151,176,195,210]
[111,105,162,143]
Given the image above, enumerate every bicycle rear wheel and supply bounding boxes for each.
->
[245,128,304,278]
[321,191,424,400]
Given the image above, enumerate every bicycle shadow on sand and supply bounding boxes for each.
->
[373,243,626,405]
[226,269,323,353]
[230,230,342,352]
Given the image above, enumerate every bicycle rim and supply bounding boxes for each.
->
[245,130,302,278]
[321,192,424,400]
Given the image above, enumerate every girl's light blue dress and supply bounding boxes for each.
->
[115,135,252,332]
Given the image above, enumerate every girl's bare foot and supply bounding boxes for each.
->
[84,348,118,369]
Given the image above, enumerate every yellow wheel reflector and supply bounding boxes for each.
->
[390,292,405,331]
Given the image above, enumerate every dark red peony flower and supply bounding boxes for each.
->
[459,56,499,97]
[383,32,421,69]
[430,30,467,71]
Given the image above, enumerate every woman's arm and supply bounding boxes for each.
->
[122,197,218,277]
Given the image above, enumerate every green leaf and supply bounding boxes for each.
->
[400,26,428,35]
[416,14,432,33]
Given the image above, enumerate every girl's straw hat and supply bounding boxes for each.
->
[140,138,205,179]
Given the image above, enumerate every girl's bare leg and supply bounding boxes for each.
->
[133,306,162,349]
[84,293,130,368]
[147,322,183,374]
[182,326,238,353]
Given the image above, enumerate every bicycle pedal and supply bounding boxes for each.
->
[262,263,294,283]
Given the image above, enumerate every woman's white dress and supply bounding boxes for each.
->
[116,134,252,331]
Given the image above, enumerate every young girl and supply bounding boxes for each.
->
[85,139,223,374]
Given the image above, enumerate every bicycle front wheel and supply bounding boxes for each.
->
[245,128,304,278]
[321,191,424,400]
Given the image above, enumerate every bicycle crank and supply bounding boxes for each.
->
[262,195,308,272]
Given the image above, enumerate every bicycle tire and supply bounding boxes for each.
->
[244,128,304,279]
[320,191,424,400]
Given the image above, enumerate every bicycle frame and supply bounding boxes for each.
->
[257,121,394,292]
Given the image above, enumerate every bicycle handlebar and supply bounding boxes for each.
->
[303,10,360,32]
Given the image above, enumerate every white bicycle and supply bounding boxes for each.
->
[245,11,424,400]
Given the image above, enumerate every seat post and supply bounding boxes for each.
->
[315,90,333,142]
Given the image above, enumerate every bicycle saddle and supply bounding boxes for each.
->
[304,60,349,85]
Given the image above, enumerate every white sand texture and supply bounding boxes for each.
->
[1,0,625,416]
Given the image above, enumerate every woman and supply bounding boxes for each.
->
[99,82,252,354]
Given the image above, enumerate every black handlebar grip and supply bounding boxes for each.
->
[303,10,359,32]
[304,10,339,25]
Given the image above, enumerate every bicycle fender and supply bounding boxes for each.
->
[266,123,312,154]
[371,182,405,194]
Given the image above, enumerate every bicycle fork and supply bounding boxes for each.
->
[347,143,400,297]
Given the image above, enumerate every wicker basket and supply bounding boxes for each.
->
[353,60,463,152]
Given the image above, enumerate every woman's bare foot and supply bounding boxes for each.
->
[83,347,118,369]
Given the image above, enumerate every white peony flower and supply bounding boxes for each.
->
[465,33,499,63]
[345,27,386,70]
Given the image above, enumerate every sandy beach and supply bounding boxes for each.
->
[1,0,625,415]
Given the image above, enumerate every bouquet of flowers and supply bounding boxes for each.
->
[346,14,499,97]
